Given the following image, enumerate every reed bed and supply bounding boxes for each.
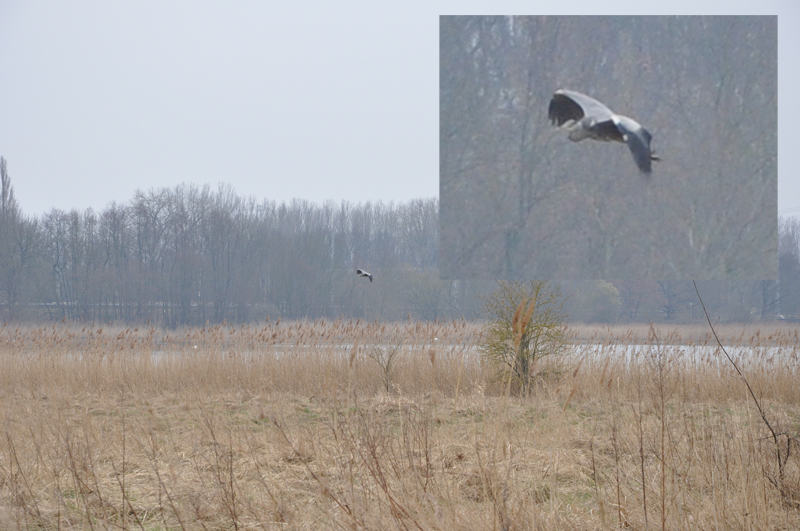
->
[572,322,800,347]
[0,320,798,530]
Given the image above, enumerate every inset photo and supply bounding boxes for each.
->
[440,16,777,279]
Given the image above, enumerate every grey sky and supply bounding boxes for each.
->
[0,2,797,216]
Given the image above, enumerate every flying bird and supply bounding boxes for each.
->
[548,89,660,173]
[356,269,373,282]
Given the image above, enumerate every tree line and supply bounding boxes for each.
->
[0,159,486,324]
[0,157,797,325]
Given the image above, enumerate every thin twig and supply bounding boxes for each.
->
[693,280,798,489]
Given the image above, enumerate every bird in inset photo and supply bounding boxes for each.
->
[548,89,660,173]
[356,269,373,282]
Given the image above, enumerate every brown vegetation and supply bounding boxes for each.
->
[572,322,800,347]
[1,320,799,529]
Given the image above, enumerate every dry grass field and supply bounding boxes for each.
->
[1,319,799,530]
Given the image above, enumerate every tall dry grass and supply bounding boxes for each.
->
[0,320,798,530]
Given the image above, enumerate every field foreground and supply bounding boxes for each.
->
[1,321,799,530]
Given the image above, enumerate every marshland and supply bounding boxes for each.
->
[0,159,792,530]
[1,319,798,530]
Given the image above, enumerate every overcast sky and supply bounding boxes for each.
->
[0,2,797,217]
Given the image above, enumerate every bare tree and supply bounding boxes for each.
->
[778,216,800,317]
[0,158,39,320]
[657,280,692,321]
[758,280,778,321]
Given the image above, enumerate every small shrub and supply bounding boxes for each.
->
[479,280,569,396]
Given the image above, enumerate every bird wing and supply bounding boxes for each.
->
[549,89,615,127]
[357,269,364,275]
[588,119,625,142]
[613,116,654,173]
